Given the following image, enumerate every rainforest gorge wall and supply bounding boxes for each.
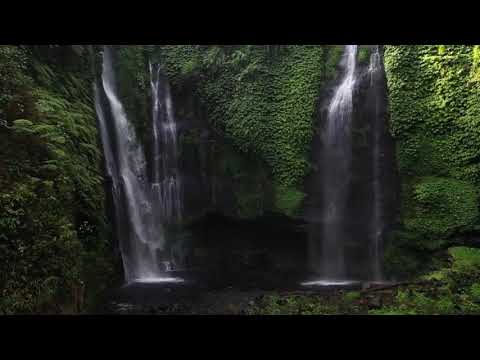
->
[383,45,480,278]
[0,45,120,314]
[2,45,480,313]
[112,45,344,220]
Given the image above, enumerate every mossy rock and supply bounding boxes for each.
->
[448,247,480,272]
[384,45,480,257]
[405,177,478,241]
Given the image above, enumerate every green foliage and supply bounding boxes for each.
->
[448,247,480,272]
[422,269,449,282]
[369,308,411,315]
[248,290,366,315]
[0,176,83,313]
[115,46,150,143]
[373,246,480,315]
[469,283,480,302]
[343,291,361,302]
[370,288,456,315]
[156,45,342,216]
[247,294,339,315]
[406,177,478,241]
[0,46,32,121]
[382,229,435,279]
[248,246,480,315]
[358,46,371,64]
[324,45,344,79]
[220,145,270,218]
[384,45,480,260]
[472,46,480,82]
[274,184,305,217]
[0,45,116,314]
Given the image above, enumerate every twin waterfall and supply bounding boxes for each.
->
[95,46,183,283]
[95,45,389,286]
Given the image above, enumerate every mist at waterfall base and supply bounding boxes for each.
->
[303,45,396,287]
[95,46,184,285]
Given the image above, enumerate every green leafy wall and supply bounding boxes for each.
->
[384,45,480,276]
[0,46,118,314]
[155,45,342,216]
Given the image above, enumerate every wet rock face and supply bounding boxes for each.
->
[345,50,398,280]
[154,85,309,277]
[102,46,398,286]
[166,83,274,223]
[186,213,309,280]
[152,46,400,283]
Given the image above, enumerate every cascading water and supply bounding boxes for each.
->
[368,46,384,281]
[319,45,358,282]
[95,46,182,283]
[304,45,394,286]
[149,62,183,223]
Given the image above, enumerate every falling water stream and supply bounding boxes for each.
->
[95,45,389,291]
[303,45,390,287]
[319,45,358,283]
[96,46,183,284]
[149,62,183,223]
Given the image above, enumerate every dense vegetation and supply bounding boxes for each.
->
[0,46,118,314]
[2,44,480,314]
[246,246,480,315]
[383,45,480,279]
[153,45,344,216]
[107,45,347,217]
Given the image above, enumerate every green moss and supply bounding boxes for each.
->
[422,269,449,282]
[343,291,361,302]
[405,177,478,241]
[373,245,480,315]
[384,45,480,259]
[469,283,480,302]
[247,294,341,315]
[383,230,431,279]
[369,308,412,315]
[358,46,371,64]
[0,46,117,314]
[448,247,480,272]
[274,184,305,217]
[115,46,150,143]
[156,45,342,216]
[222,146,269,219]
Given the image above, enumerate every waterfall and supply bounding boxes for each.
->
[96,46,175,283]
[368,46,384,281]
[94,83,130,277]
[303,45,393,286]
[319,45,358,282]
[149,62,183,224]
